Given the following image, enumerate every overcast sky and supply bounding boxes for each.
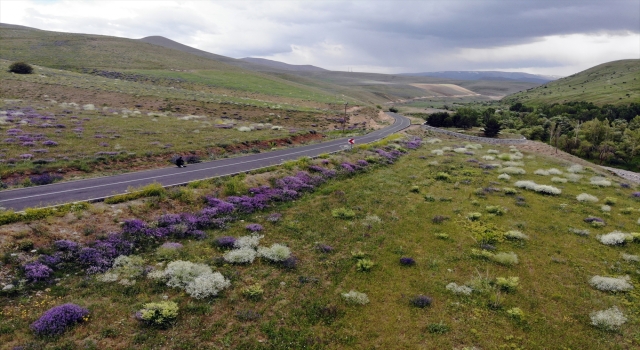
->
[1,0,639,76]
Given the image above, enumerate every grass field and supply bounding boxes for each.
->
[504,59,640,106]
[1,131,638,349]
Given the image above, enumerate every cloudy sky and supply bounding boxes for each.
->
[1,0,639,76]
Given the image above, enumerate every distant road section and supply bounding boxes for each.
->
[0,113,410,211]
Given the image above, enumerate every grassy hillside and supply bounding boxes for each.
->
[1,132,639,349]
[504,59,640,106]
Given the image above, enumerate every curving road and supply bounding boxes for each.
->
[0,112,411,211]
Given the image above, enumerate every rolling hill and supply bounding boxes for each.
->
[503,59,640,106]
[401,71,558,84]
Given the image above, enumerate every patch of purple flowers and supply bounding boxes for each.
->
[316,244,334,253]
[245,223,263,232]
[30,303,89,337]
[404,137,422,149]
[632,192,640,198]
[410,295,432,308]
[30,173,62,186]
[24,262,54,282]
[400,257,415,266]
[42,140,58,146]
[213,236,236,249]
[584,216,605,224]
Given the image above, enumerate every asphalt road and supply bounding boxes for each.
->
[0,112,411,211]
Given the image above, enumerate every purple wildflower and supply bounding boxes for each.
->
[356,159,368,167]
[341,162,356,173]
[30,173,62,186]
[24,262,54,282]
[38,254,62,267]
[213,236,237,249]
[631,192,640,198]
[266,213,282,222]
[410,295,432,308]
[281,255,298,269]
[245,224,263,232]
[30,303,89,336]
[400,257,415,266]
[42,140,58,146]
[316,244,334,253]
[21,142,35,147]
[204,197,236,214]
[54,240,80,253]
[20,154,33,159]
[584,216,605,224]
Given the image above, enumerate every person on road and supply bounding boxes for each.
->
[176,156,186,168]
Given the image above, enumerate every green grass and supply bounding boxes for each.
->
[1,132,639,348]
[504,59,640,106]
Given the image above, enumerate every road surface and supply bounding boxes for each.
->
[0,112,411,211]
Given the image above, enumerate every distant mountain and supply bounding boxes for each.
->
[240,57,327,72]
[503,59,640,106]
[400,71,558,84]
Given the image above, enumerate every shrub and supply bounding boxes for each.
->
[341,290,369,305]
[109,255,145,279]
[424,195,436,202]
[597,231,632,246]
[503,187,518,195]
[332,207,356,219]
[492,252,519,266]
[507,307,526,322]
[136,301,178,328]
[601,205,611,212]
[435,172,451,181]
[9,61,34,74]
[590,306,627,331]
[258,243,291,262]
[234,234,263,249]
[566,174,583,182]
[316,244,334,253]
[410,186,420,193]
[534,184,561,195]
[551,177,567,183]
[245,224,263,232]
[427,322,450,334]
[589,276,634,292]
[622,253,639,262]
[495,277,519,292]
[534,169,550,176]
[467,212,482,221]
[486,205,505,216]
[410,295,432,308]
[213,236,236,249]
[577,193,599,202]
[24,261,53,282]
[505,230,529,240]
[223,248,257,264]
[242,284,264,300]
[547,168,563,175]
[567,164,584,173]
[356,259,374,272]
[446,282,472,295]
[30,303,89,336]
[604,197,617,205]
[497,173,511,180]
[432,215,449,223]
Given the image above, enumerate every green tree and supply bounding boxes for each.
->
[483,117,502,138]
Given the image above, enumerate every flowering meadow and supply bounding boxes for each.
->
[1,131,639,349]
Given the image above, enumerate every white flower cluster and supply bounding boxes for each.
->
[514,180,561,195]
[567,164,584,173]
[149,260,230,299]
[569,227,590,236]
[534,169,550,176]
[235,234,264,249]
[257,244,291,262]
[551,177,567,183]
[547,168,563,175]
[497,173,511,180]
[426,138,441,144]
[503,161,524,167]
[483,155,496,161]
[465,143,483,150]
[590,306,627,330]
[431,149,444,156]
[621,253,639,262]
[601,205,611,212]
[96,255,145,283]
[505,230,529,240]
[446,282,473,295]
[224,247,257,264]
[341,290,369,305]
[566,174,583,182]
[589,275,634,292]
[487,149,499,154]
[502,167,526,175]
[590,177,612,187]
[454,147,469,154]
[576,193,599,202]
[597,231,633,246]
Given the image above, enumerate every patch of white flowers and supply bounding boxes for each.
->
[503,161,524,167]
[590,306,627,331]
[454,147,469,154]
[235,234,263,249]
[576,193,598,202]
[567,164,584,173]
[589,275,634,292]
[431,149,444,156]
[257,243,291,262]
[341,290,370,305]
[597,231,633,246]
[487,149,499,154]
[482,155,495,161]
[224,248,257,263]
[621,253,639,262]
[426,138,441,144]
[534,169,550,176]
[502,167,526,175]
[590,177,612,187]
[498,173,511,181]
[514,180,561,195]
[148,260,230,299]
[566,174,583,182]
[601,205,611,212]
[446,282,473,295]
[551,177,567,183]
[505,230,529,240]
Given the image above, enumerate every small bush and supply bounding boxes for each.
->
[356,259,374,272]
[503,187,518,195]
[258,243,291,262]
[427,322,450,334]
[435,172,451,181]
[467,212,482,221]
[9,61,34,74]
[432,215,449,223]
[505,230,529,241]
[332,207,356,219]
[590,306,627,331]
[590,177,611,187]
[604,197,617,205]
[597,231,632,246]
[507,307,526,322]
[486,206,505,216]
[497,173,511,180]
[424,195,436,202]
[501,167,526,175]
[136,301,178,328]
[341,290,369,305]
[551,177,567,183]
[400,257,415,266]
[242,284,264,300]
[492,252,519,266]
[495,277,519,292]
[223,248,257,264]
